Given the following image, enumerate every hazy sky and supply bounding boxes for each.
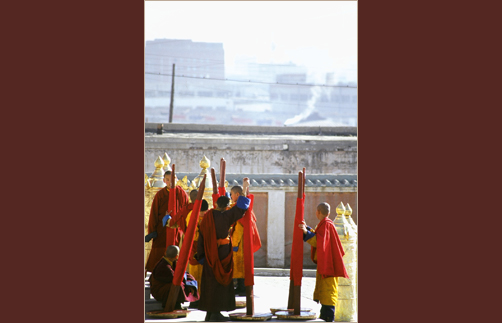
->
[145,1,357,83]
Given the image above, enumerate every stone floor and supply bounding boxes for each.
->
[145,275,354,322]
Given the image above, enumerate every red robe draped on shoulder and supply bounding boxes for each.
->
[312,217,349,279]
[237,209,261,253]
[199,209,233,286]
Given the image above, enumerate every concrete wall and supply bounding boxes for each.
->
[252,192,268,267]
[145,125,357,175]
[144,124,357,268]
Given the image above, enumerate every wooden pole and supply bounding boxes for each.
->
[288,171,304,315]
[164,174,206,312]
[218,158,226,196]
[169,64,175,123]
[211,167,219,208]
[243,183,255,316]
[166,164,177,248]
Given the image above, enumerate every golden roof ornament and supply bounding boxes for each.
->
[145,173,151,189]
[344,203,357,233]
[334,201,350,239]
[335,201,358,322]
[176,175,189,191]
[344,203,352,216]
[189,155,216,206]
[333,201,357,321]
[336,202,346,216]
[162,153,172,172]
[200,155,210,169]
[189,155,214,191]
[150,156,166,188]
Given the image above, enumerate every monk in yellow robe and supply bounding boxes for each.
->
[185,199,209,308]
[299,202,349,322]
[230,185,261,297]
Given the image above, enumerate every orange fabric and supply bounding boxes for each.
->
[217,237,230,246]
[199,209,233,286]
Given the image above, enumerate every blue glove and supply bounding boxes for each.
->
[236,196,250,210]
[185,279,198,290]
[162,214,172,227]
[145,231,158,242]
[197,256,205,265]
[303,230,316,242]
[232,246,238,252]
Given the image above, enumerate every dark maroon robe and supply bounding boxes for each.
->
[149,257,198,307]
[197,206,247,312]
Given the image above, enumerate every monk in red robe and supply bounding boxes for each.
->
[196,179,251,322]
[149,245,199,309]
[145,171,189,274]
[299,202,349,322]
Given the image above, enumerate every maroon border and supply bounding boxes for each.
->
[11,2,146,321]
[11,1,492,321]
[357,1,484,322]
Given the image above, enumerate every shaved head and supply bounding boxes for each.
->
[317,202,330,216]
[189,189,198,202]
[231,186,243,195]
[165,245,179,259]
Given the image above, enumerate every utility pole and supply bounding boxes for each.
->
[169,64,175,123]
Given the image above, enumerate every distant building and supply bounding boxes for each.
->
[144,39,356,126]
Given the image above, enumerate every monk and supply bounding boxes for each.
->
[145,170,189,274]
[196,179,251,322]
[185,198,209,309]
[299,202,349,322]
[230,185,261,296]
[165,189,198,247]
[149,245,199,310]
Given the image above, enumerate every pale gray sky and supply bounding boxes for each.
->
[145,1,357,83]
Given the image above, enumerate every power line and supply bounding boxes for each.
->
[145,72,357,88]
[145,53,357,72]
[144,90,357,110]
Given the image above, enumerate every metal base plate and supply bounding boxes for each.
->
[146,309,190,318]
[235,300,246,308]
[274,311,317,320]
[229,313,273,321]
[270,307,312,315]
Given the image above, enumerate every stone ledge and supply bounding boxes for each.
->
[254,268,316,277]
[145,123,357,136]
[145,268,317,281]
